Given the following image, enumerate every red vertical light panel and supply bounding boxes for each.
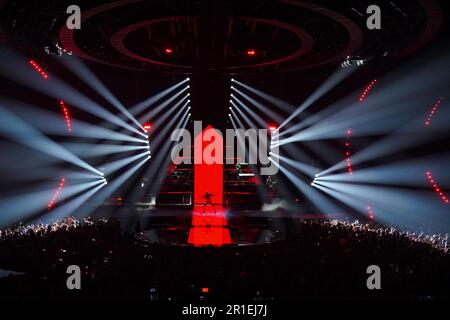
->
[188,125,231,246]
[193,125,223,205]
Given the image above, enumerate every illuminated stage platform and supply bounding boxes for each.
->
[133,206,285,247]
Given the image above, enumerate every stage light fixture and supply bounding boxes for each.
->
[246,49,256,56]
[164,48,174,54]
[143,123,152,132]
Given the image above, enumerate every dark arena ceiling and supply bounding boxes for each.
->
[0,0,446,73]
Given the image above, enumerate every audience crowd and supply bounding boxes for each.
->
[0,217,449,300]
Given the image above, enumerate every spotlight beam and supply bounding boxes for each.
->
[231,100,267,128]
[0,98,148,144]
[271,159,341,214]
[279,65,357,130]
[125,109,189,201]
[0,179,103,228]
[151,95,189,133]
[313,180,450,233]
[102,151,149,176]
[138,86,189,123]
[147,112,191,195]
[38,181,106,224]
[80,156,150,218]
[129,78,189,116]
[228,112,268,202]
[232,79,297,113]
[231,88,285,124]
[271,153,317,177]
[151,102,190,151]
[0,48,146,138]
[0,105,102,176]
[61,56,145,132]
[62,143,149,158]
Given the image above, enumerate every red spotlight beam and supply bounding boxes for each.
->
[425,171,449,205]
[425,97,444,127]
[29,59,49,79]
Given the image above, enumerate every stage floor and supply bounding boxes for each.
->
[87,204,351,247]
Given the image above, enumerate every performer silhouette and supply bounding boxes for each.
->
[203,191,216,213]
[266,176,277,191]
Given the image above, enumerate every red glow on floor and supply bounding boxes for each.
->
[425,97,444,127]
[188,206,232,247]
[47,177,66,209]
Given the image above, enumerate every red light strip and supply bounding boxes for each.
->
[425,97,444,127]
[359,79,377,102]
[367,204,375,220]
[59,100,72,132]
[29,59,48,79]
[47,177,66,209]
[345,128,353,175]
[426,171,449,204]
